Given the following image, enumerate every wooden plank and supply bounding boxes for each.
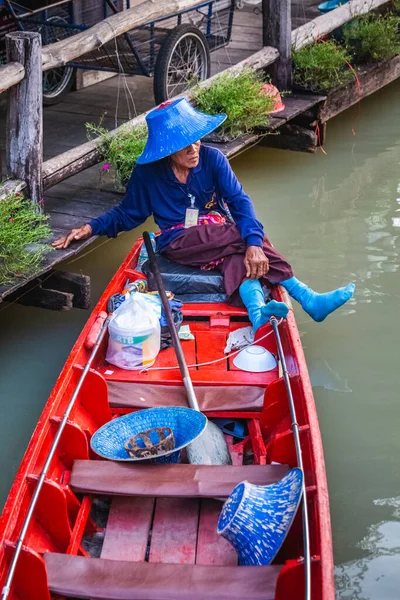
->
[149,498,199,564]
[196,331,228,371]
[101,497,154,561]
[196,499,237,566]
[70,462,289,497]
[0,62,24,94]
[44,552,283,600]
[319,54,400,123]
[47,197,114,220]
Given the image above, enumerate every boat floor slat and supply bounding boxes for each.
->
[44,553,282,599]
[149,498,199,564]
[101,497,154,562]
[196,499,238,566]
[70,462,289,498]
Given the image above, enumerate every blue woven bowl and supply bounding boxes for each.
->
[217,468,303,565]
[90,407,207,463]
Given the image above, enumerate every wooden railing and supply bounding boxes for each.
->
[0,0,392,204]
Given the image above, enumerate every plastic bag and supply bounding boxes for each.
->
[106,293,160,370]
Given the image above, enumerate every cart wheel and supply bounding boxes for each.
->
[154,24,210,104]
[41,16,76,106]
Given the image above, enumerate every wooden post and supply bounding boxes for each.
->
[6,32,43,208]
[262,0,292,90]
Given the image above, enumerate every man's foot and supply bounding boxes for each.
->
[281,276,355,322]
[300,283,355,322]
[255,300,289,331]
[239,279,289,333]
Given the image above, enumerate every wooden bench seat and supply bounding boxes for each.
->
[44,552,282,599]
[70,461,289,498]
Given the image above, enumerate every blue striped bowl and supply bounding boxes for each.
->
[91,407,207,463]
[217,468,303,565]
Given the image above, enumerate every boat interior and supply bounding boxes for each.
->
[1,246,324,600]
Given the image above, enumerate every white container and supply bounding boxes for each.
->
[106,293,160,370]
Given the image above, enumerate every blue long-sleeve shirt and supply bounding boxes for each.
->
[89,144,264,252]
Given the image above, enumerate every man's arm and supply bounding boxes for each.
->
[53,169,151,249]
[212,149,268,279]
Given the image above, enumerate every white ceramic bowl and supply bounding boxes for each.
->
[233,345,277,373]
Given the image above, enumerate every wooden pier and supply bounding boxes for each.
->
[0,0,399,308]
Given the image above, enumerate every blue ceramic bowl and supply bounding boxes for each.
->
[91,407,207,463]
[217,468,303,565]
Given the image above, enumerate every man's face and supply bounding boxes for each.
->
[170,141,201,169]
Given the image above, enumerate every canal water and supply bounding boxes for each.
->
[1,79,399,598]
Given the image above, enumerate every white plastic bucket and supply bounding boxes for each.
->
[106,294,161,370]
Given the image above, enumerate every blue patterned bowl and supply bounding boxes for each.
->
[217,468,303,565]
[91,407,207,463]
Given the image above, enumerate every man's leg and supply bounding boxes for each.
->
[165,224,355,327]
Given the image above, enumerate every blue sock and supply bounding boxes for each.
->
[281,276,355,322]
[239,279,289,332]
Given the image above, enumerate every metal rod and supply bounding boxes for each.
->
[1,314,111,600]
[270,316,311,600]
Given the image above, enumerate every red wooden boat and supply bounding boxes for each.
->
[0,237,334,600]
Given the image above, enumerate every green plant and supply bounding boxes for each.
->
[343,14,400,63]
[292,40,354,92]
[0,191,52,284]
[86,122,148,186]
[192,69,276,138]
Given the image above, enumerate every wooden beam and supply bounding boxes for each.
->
[6,32,43,207]
[0,62,24,94]
[292,0,391,50]
[41,0,205,71]
[43,270,91,309]
[42,46,279,189]
[260,123,318,153]
[0,179,27,201]
[319,54,400,122]
[262,0,292,89]
[6,282,74,310]
[5,270,90,310]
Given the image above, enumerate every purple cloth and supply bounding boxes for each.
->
[164,223,293,304]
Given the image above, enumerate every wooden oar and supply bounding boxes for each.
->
[270,316,311,600]
[143,232,231,466]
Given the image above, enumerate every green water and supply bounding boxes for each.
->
[1,80,399,598]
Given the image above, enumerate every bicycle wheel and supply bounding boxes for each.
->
[153,24,210,104]
[41,15,76,106]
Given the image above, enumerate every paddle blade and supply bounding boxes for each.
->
[187,420,232,465]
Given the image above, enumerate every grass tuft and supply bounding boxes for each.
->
[86,122,148,187]
[192,68,276,138]
[0,191,52,285]
[343,13,400,63]
[292,40,354,92]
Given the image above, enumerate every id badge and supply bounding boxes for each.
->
[184,207,199,228]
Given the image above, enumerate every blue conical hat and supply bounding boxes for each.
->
[137,98,226,164]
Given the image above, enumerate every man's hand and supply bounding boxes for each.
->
[244,246,269,280]
[52,224,92,250]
